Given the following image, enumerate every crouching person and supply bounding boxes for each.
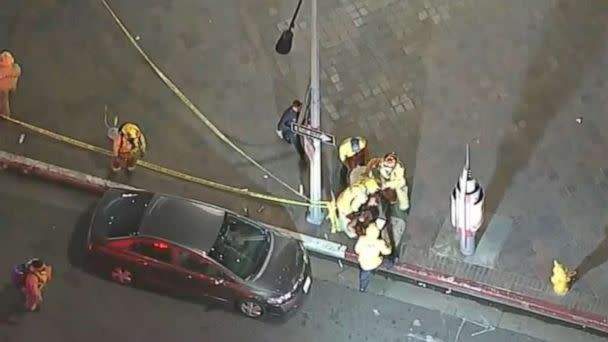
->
[355,223,394,292]
[112,122,147,173]
[21,259,53,311]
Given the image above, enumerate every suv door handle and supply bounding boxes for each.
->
[136,260,148,266]
[213,279,225,286]
[186,274,193,279]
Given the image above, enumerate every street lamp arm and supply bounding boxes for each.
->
[275,0,305,55]
[288,0,304,30]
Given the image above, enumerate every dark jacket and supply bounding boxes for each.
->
[277,107,299,144]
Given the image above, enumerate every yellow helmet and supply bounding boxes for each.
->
[358,177,379,194]
[120,123,141,139]
[338,137,367,162]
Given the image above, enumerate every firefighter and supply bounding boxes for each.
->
[338,137,368,186]
[112,122,147,172]
[0,51,21,117]
[349,209,375,237]
[17,258,53,312]
[335,177,380,238]
[367,152,409,211]
[346,190,384,234]
[338,137,368,167]
[355,223,394,292]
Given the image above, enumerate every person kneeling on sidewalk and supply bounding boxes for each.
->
[355,223,394,292]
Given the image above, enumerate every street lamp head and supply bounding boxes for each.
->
[275,29,294,55]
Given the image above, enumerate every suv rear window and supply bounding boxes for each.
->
[105,192,154,238]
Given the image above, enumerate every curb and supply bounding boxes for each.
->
[0,150,137,194]
[343,250,608,332]
[0,150,346,259]
[1,150,606,333]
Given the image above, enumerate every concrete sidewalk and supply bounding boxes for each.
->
[1,0,608,334]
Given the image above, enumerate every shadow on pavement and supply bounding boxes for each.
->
[575,225,608,280]
[0,0,21,48]
[485,1,608,221]
[237,3,303,119]
[66,202,97,269]
[0,283,24,326]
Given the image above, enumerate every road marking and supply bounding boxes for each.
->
[469,315,496,337]
[454,318,466,342]
[453,316,495,341]
[407,333,445,342]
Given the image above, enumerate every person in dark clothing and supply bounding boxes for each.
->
[277,100,302,143]
[277,100,305,158]
[347,193,382,236]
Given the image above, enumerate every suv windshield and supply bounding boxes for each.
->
[208,215,270,279]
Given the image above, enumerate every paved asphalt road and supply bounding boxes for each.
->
[2,171,605,342]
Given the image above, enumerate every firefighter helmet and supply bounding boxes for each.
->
[338,137,367,162]
[358,177,380,194]
[120,123,141,139]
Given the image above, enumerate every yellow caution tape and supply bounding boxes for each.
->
[326,197,339,233]
[99,0,306,200]
[1,115,329,208]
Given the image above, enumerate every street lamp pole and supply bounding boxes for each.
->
[275,0,324,225]
[306,0,324,225]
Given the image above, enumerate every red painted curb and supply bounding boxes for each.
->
[0,151,136,194]
[345,250,608,332]
[1,158,105,194]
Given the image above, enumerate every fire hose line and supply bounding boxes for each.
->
[99,0,306,200]
[0,115,329,209]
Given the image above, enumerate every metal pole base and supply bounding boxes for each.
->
[306,206,324,225]
[460,234,476,256]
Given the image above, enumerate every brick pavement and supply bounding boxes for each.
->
[309,0,608,321]
[309,0,608,320]
[1,0,608,326]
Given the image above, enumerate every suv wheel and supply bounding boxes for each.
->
[238,300,264,318]
[111,266,133,285]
